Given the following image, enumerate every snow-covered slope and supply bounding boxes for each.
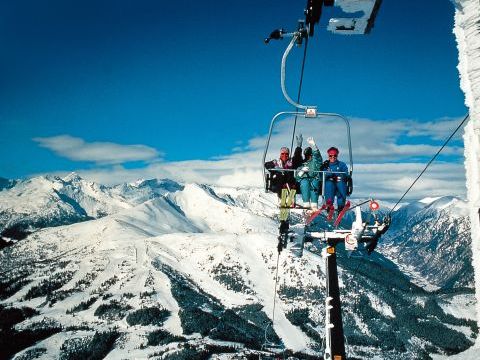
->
[0,176,477,359]
[0,174,186,241]
[380,196,473,290]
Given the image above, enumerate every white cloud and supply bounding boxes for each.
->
[233,115,465,164]
[32,116,468,201]
[33,135,161,165]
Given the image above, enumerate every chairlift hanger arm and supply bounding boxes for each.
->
[264,24,307,44]
[265,21,315,112]
[280,33,314,111]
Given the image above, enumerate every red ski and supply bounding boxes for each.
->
[333,201,351,227]
[305,204,326,226]
[306,200,334,225]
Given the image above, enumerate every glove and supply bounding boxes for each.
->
[307,137,316,148]
[297,166,309,177]
[295,134,303,147]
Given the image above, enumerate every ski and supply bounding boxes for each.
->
[279,188,296,222]
[277,188,296,252]
[305,204,327,226]
[286,188,296,208]
[333,200,351,228]
[279,188,289,222]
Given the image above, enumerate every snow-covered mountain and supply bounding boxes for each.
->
[0,174,184,242]
[0,175,477,359]
[380,196,473,290]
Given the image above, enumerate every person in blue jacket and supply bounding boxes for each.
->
[324,146,349,211]
[295,137,323,210]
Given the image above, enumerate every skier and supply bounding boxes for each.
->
[323,146,349,212]
[264,136,303,198]
[295,137,323,210]
[265,136,303,236]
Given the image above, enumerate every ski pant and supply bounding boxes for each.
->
[270,173,295,198]
[324,179,347,208]
[299,178,320,205]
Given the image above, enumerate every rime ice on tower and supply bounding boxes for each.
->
[454,0,480,348]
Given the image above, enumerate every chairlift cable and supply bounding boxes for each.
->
[271,251,281,329]
[315,112,468,220]
[290,35,310,152]
[334,113,468,217]
[388,113,469,216]
[263,250,283,351]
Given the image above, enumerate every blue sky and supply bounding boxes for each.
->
[0,0,468,199]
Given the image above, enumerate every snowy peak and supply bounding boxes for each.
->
[0,174,131,237]
[421,196,468,213]
[113,197,202,236]
[61,172,83,184]
[381,195,472,289]
[391,196,467,226]
[128,178,183,192]
[0,175,279,242]
[169,184,276,234]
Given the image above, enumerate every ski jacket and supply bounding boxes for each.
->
[295,148,323,181]
[325,159,348,182]
[264,158,292,170]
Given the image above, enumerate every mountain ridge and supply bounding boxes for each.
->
[0,173,476,359]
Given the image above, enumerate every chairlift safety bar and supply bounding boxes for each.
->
[262,111,354,190]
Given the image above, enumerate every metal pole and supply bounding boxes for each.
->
[324,244,346,360]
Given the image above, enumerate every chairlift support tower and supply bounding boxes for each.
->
[262,1,385,359]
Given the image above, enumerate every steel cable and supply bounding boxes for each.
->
[290,35,310,152]
[388,113,469,216]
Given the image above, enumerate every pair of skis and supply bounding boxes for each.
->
[277,188,296,252]
[279,188,296,222]
[306,200,351,227]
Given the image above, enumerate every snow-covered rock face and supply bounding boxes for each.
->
[380,196,472,290]
[0,174,185,242]
[0,175,477,358]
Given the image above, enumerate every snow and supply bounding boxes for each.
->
[0,174,134,232]
[419,197,442,205]
[454,0,480,350]
[3,0,480,356]
[439,293,477,322]
[1,178,321,357]
[1,173,478,358]
[148,232,314,351]
[431,346,480,360]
